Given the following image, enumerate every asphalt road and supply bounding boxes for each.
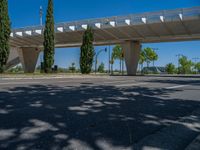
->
[0,76,200,150]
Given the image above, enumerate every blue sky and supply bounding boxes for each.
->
[8,0,200,69]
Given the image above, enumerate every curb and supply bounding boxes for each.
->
[0,75,111,80]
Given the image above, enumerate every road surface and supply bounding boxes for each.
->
[0,76,200,150]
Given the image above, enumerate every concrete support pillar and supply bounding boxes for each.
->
[122,41,141,76]
[6,47,20,70]
[17,47,40,73]
[7,47,19,62]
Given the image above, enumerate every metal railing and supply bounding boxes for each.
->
[11,6,200,37]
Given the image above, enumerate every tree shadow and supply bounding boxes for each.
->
[145,77,200,86]
[0,83,200,150]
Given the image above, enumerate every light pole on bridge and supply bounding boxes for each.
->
[40,6,43,26]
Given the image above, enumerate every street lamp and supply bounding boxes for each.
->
[95,48,107,74]
[39,6,43,26]
[108,45,111,74]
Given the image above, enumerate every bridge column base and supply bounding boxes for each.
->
[18,47,40,73]
[122,41,141,76]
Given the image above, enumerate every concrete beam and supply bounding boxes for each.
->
[17,47,40,73]
[122,41,141,76]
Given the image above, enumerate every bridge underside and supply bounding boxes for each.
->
[10,18,200,48]
[7,7,200,75]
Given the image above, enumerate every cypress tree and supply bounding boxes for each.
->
[0,0,11,73]
[80,27,95,74]
[43,0,55,73]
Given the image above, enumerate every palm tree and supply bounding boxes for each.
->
[110,54,115,75]
[112,45,123,74]
[152,52,158,67]
[143,47,158,68]
[139,50,146,73]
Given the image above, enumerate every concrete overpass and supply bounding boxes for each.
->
[7,6,200,75]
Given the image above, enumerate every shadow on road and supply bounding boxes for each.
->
[0,83,200,149]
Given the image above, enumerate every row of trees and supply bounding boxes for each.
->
[111,45,124,74]
[166,56,200,74]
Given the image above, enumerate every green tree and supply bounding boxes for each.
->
[98,62,105,73]
[179,56,193,74]
[69,62,76,73]
[143,47,158,67]
[80,26,94,74]
[166,63,176,74]
[0,0,11,73]
[110,53,115,75]
[194,62,200,73]
[152,52,158,67]
[139,50,146,72]
[43,0,55,73]
[112,45,124,73]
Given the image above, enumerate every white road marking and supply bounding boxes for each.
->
[115,82,147,87]
[57,79,92,83]
[0,79,93,86]
[57,80,77,83]
[103,80,135,84]
[165,85,189,89]
[0,82,40,85]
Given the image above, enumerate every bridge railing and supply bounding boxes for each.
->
[11,6,200,37]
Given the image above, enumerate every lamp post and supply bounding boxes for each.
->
[95,48,107,74]
[108,45,111,74]
[40,6,43,26]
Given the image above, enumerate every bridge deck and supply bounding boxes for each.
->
[10,6,200,48]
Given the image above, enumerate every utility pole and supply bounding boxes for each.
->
[108,45,111,74]
[39,6,43,72]
[40,6,43,26]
